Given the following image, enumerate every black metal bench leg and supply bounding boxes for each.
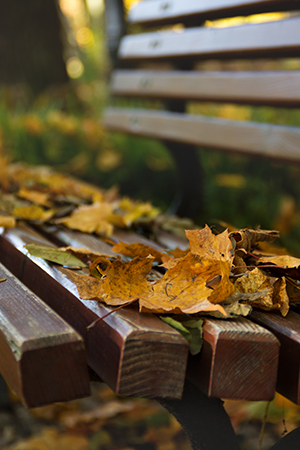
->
[159,380,241,450]
[0,374,10,408]
[270,426,300,450]
[164,142,204,220]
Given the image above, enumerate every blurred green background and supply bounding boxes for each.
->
[2,0,300,253]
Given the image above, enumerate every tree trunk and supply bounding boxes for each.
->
[0,0,68,93]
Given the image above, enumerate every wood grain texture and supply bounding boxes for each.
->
[103,108,300,162]
[0,263,90,407]
[111,70,300,107]
[0,224,189,400]
[250,309,300,405]
[119,17,300,61]
[128,0,300,26]
[187,317,279,401]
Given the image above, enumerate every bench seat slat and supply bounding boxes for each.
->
[0,224,189,400]
[129,0,299,26]
[111,70,300,107]
[188,317,279,401]
[119,17,300,61]
[103,108,300,162]
[0,263,90,407]
[37,225,280,401]
[250,309,300,405]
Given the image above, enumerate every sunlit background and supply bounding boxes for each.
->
[1,0,300,254]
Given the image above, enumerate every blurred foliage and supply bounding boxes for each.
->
[1,0,300,254]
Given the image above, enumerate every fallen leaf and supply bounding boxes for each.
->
[0,215,16,228]
[186,225,234,263]
[160,316,203,355]
[56,202,114,237]
[59,246,114,260]
[109,198,160,228]
[233,267,289,315]
[25,244,88,268]
[70,256,154,305]
[17,187,51,207]
[13,205,54,222]
[230,229,279,252]
[258,255,300,280]
[112,241,164,262]
[139,253,231,315]
[89,256,112,278]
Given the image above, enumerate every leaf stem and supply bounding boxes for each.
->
[87,298,139,330]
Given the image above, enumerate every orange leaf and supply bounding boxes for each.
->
[140,253,231,315]
[71,256,154,305]
[112,241,164,262]
[186,225,234,263]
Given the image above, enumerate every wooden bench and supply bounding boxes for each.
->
[1,1,300,449]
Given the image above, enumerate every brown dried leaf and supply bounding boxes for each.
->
[112,241,164,263]
[230,228,279,252]
[234,267,289,315]
[273,277,289,317]
[258,255,300,280]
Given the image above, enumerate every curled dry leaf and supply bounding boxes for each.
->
[230,228,279,253]
[234,267,289,316]
[258,254,300,280]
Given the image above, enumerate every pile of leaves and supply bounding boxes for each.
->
[1,158,300,353]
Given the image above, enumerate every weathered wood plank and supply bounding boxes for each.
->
[119,17,300,61]
[250,309,300,405]
[103,108,300,162]
[111,70,300,107]
[39,225,280,401]
[0,262,90,407]
[0,224,189,399]
[187,317,279,400]
[128,0,299,26]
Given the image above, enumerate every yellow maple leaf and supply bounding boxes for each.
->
[186,225,234,263]
[56,202,114,237]
[18,187,51,207]
[70,256,154,305]
[140,253,229,315]
[13,205,54,222]
[0,215,16,228]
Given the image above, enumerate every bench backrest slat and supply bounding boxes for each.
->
[111,70,300,106]
[103,108,300,161]
[119,17,300,61]
[128,0,300,26]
